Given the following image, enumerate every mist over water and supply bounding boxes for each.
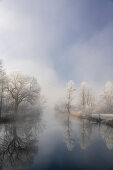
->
[0,108,112,170]
[0,73,113,170]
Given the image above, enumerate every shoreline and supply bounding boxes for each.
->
[72,113,113,128]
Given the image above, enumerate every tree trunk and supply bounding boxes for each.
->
[14,101,18,120]
[0,84,3,119]
[0,106,1,119]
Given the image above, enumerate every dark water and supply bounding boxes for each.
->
[1,109,113,170]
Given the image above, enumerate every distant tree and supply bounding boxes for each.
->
[65,80,76,113]
[78,82,94,114]
[100,82,113,113]
[6,72,41,117]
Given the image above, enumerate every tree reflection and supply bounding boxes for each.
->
[64,115,75,151]
[0,111,44,170]
[100,124,113,150]
[79,120,113,150]
[55,105,75,151]
[55,103,94,151]
[78,119,93,150]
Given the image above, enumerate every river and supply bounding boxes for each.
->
[0,109,113,170]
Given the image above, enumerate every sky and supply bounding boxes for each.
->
[0,0,113,104]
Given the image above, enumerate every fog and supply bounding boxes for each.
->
[0,0,113,106]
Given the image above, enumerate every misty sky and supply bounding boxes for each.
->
[0,0,113,103]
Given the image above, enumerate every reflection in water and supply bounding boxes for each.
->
[55,103,94,151]
[63,115,75,151]
[79,119,113,150]
[55,104,113,152]
[55,107,75,151]
[0,124,37,170]
[79,119,93,150]
[0,111,44,170]
[100,124,113,150]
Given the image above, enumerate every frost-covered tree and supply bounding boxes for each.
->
[5,72,41,116]
[100,82,113,113]
[65,80,76,112]
[78,82,94,114]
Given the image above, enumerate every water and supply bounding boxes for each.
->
[0,109,113,170]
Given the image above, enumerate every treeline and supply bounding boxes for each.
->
[0,60,42,119]
[56,80,113,115]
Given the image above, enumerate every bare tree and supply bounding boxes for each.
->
[100,82,113,113]
[5,72,41,117]
[65,80,76,113]
[0,60,6,118]
[78,82,94,115]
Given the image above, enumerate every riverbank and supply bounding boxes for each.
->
[0,115,14,123]
[0,113,40,124]
[72,113,113,128]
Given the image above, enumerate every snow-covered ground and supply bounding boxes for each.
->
[92,114,113,120]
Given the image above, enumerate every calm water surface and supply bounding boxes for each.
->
[0,109,113,170]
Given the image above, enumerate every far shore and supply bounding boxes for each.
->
[72,113,113,128]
